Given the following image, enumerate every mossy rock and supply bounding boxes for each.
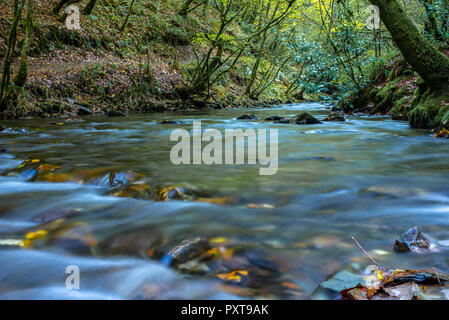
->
[408,93,449,128]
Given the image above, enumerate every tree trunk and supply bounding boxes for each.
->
[120,0,136,33]
[179,0,194,16]
[53,0,82,15]
[0,0,25,106]
[83,0,97,15]
[15,0,33,87]
[370,0,449,92]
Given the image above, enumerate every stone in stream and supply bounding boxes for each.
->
[109,171,141,188]
[76,105,93,116]
[0,148,8,153]
[106,109,127,117]
[323,111,345,122]
[0,126,3,132]
[95,225,163,258]
[31,208,83,223]
[290,112,322,125]
[264,116,284,121]
[236,114,258,120]
[394,226,431,253]
[160,120,182,124]
[156,237,210,266]
[275,118,291,124]
[155,186,185,201]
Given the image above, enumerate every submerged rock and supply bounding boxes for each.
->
[236,114,258,120]
[290,112,322,125]
[95,226,163,258]
[32,208,83,223]
[394,226,431,253]
[323,111,345,122]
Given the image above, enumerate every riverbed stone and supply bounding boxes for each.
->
[160,120,181,124]
[95,225,163,258]
[290,112,322,125]
[394,226,431,253]
[236,114,258,120]
[265,116,283,121]
[107,109,127,117]
[162,237,211,266]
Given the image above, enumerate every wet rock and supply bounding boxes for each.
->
[76,105,93,116]
[290,112,322,125]
[160,237,210,266]
[0,126,3,132]
[264,116,283,121]
[359,186,426,199]
[216,252,281,289]
[323,111,345,122]
[31,208,83,223]
[110,183,153,200]
[106,109,127,117]
[88,171,141,188]
[160,120,181,124]
[178,260,211,275]
[0,148,8,153]
[2,128,29,133]
[394,226,431,253]
[311,264,363,300]
[156,186,185,201]
[109,171,141,188]
[236,114,258,120]
[274,118,291,124]
[95,226,163,258]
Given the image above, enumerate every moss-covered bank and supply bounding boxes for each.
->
[338,51,449,131]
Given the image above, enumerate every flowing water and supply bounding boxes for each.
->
[0,102,449,299]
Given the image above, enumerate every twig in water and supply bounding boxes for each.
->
[351,236,384,271]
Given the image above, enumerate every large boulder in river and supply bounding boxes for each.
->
[290,112,322,125]
[394,226,431,253]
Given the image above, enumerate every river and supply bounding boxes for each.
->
[0,102,448,299]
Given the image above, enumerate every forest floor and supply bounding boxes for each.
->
[0,0,299,120]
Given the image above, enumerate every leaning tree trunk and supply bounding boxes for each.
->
[370,0,449,92]
[0,0,25,107]
[83,0,97,15]
[15,0,33,87]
